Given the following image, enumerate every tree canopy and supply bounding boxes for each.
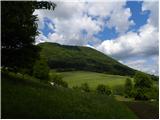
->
[1,1,56,72]
[134,72,153,100]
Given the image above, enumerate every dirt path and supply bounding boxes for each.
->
[124,101,159,119]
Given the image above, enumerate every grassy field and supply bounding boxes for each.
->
[53,71,131,90]
[2,72,137,119]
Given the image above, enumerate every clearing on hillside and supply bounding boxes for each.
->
[51,71,131,90]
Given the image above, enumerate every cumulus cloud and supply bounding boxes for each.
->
[142,0,159,27]
[96,23,158,59]
[34,1,133,45]
[95,1,159,75]
[123,55,159,75]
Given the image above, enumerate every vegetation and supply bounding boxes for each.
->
[33,58,49,81]
[50,73,68,88]
[39,42,136,76]
[96,84,112,95]
[124,78,133,97]
[134,72,153,100]
[80,83,90,92]
[2,1,158,119]
[112,85,124,95]
[2,72,137,119]
[1,1,56,73]
[57,71,129,90]
[2,1,39,72]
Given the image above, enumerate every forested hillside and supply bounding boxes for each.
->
[39,42,136,76]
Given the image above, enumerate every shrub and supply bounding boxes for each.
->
[124,78,133,97]
[50,74,68,88]
[148,87,159,100]
[96,84,112,95]
[133,72,153,100]
[112,85,124,95]
[72,86,80,90]
[33,58,49,81]
[80,83,90,92]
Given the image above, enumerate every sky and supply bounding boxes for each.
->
[34,0,159,75]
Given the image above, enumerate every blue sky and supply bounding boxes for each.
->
[34,0,159,75]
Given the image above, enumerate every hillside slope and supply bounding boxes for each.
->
[39,42,136,76]
[2,72,137,118]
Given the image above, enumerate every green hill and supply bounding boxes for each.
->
[2,72,137,118]
[39,42,136,76]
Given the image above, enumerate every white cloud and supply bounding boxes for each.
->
[123,56,159,75]
[106,5,134,33]
[96,22,159,75]
[35,32,48,44]
[34,1,133,45]
[96,23,158,59]
[142,0,159,27]
[87,1,134,34]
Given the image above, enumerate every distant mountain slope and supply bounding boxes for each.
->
[39,42,137,76]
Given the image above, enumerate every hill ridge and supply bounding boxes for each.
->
[39,42,136,76]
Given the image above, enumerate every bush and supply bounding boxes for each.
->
[96,84,112,95]
[133,72,153,100]
[124,78,133,97]
[80,83,90,92]
[134,88,150,100]
[112,85,124,95]
[50,74,68,88]
[148,87,159,100]
[72,86,80,90]
[33,58,49,81]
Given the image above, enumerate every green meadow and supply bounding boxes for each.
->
[52,71,132,90]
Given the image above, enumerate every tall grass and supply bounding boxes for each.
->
[2,72,137,119]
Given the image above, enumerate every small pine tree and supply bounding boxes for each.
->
[33,58,49,81]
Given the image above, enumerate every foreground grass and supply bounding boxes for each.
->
[54,71,130,90]
[2,72,137,119]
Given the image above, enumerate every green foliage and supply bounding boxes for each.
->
[134,72,153,100]
[150,75,159,81]
[72,86,80,90]
[124,78,133,97]
[96,84,112,95]
[50,74,68,88]
[134,72,153,88]
[1,1,56,73]
[2,2,40,72]
[39,42,136,76]
[2,72,137,118]
[33,58,49,81]
[148,87,159,100]
[80,83,90,92]
[112,85,124,95]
